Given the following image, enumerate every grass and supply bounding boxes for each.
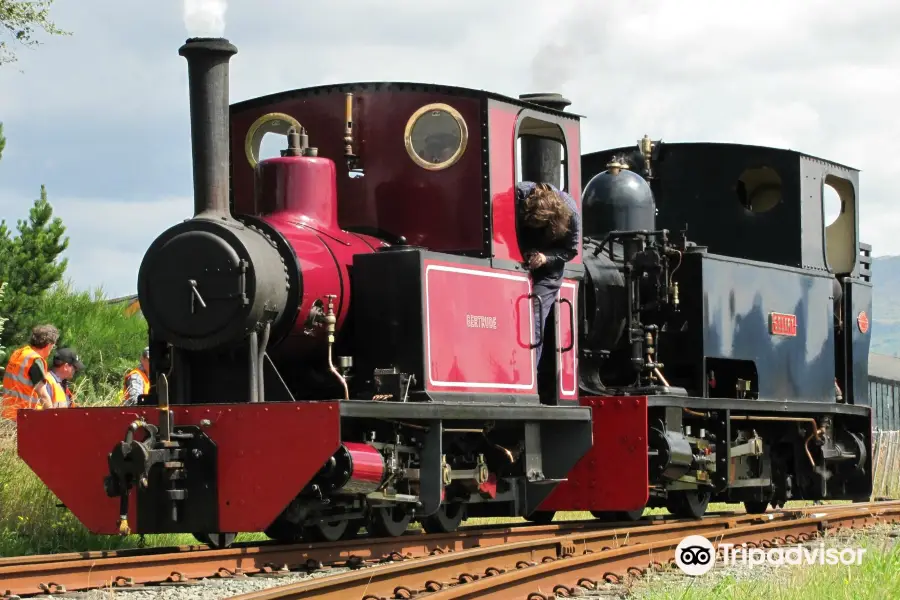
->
[631,524,900,599]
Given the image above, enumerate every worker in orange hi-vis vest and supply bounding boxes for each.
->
[46,348,85,408]
[1,324,60,421]
[120,347,150,406]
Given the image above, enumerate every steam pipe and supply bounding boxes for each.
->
[178,37,238,218]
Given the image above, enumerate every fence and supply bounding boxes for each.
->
[872,429,900,499]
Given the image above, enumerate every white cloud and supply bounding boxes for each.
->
[0,0,899,294]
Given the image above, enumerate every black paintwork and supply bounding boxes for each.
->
[582,143,861,275]
[179,38,238,218]
[136,425,219,534]
[665,249,839,403]
[582,168,656,240]
[338,399,591,421]
[646,395,870,417]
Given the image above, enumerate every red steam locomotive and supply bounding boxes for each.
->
[17,38,874,548]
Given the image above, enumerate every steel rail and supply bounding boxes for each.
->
[0,509,808,598]
[0,502,892,597]
[225,502,900,600]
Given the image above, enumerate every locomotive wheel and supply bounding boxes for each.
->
[303,519,350,543]
[421,503,466,534]
[263,516,304,543]
[192,532,237,549]
[368,506,412,538]
[743,500,770,514]
[666,489,711,519]
[523,510,555,524]
[342,518,365,540]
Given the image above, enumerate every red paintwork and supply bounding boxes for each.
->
[256,155,339,229]
[858,311,869,333]
[489,102,520,263]
[423,259,537,395]
[255,154,384,355]
[769,312,798,337]
[561,120,583,264]
[478,473,498,499]
[538,396,649,512]
[16,402,340,534]
[231,90,484,253]
[343,442,385,489]
[556,280,578,402]
[488,99,583,265]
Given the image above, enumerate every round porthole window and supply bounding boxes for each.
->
[404,103,468,171]
[244,112,304,169]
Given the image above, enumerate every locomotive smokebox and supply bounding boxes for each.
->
[179,37,238,218]
[519,93,571,191]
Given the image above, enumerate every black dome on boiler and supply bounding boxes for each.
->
[582,166,656,239]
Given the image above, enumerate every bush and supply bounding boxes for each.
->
[7,280,147,390]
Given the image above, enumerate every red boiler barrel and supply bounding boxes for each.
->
[253,151,385,356]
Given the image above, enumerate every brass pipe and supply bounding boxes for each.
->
[344,93,355,158]
[323,295,349,401]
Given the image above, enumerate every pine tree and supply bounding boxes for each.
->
[0,281,8,363]
[0,185,69,346]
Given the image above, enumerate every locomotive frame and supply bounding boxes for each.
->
[16,37,873,547]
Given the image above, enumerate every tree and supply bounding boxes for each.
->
[0,281,8,363]
[0,0,69,66]
[0,122,5,161]
[0,185,69,346]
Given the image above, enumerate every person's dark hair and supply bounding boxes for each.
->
[522,183,573,240]
[30,324,59,348]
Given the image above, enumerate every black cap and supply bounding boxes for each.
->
[54,347,85,371]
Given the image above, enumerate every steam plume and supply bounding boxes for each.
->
[183,0,227,37]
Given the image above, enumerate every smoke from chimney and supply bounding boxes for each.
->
[183,0,227,37]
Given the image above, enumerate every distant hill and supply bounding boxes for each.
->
[872,256,900,357]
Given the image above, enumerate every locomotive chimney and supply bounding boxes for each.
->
[179,37,238,218]
[518,93,572,191]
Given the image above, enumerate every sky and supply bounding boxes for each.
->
[0,0,898,299]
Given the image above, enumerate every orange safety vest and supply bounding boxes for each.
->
[46,373,69,408]
[1,346,48,421]
[120,367,150,403]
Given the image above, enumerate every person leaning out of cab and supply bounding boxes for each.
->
[47,348,84,408]
[0,324,59,421]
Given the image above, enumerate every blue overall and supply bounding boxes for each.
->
[515,182,581,365]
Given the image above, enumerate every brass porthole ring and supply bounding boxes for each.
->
[244,112,304,169]
[404,103,468,171]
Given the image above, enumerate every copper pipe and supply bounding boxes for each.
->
[730,416,822,468]
[683,408,710,418]
[653,367,670,387]
[327,344,349,401]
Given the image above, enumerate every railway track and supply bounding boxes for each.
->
[1,502,897,599]
[230,501,900,600]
